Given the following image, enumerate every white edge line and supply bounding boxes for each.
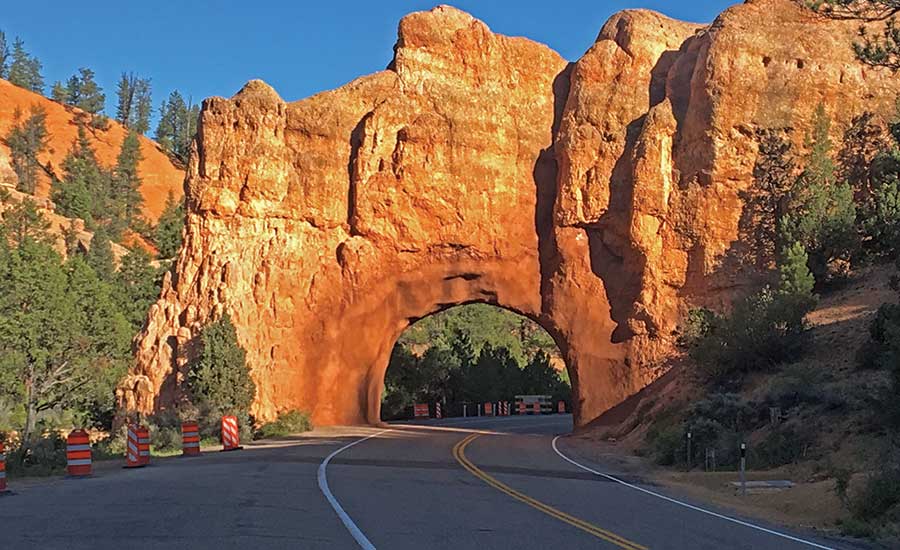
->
[551,436,838,550]
[318,429,391,550]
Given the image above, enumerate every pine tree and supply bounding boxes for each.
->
[778,241,816,298]
[745,129,796,268]
[7,37,42,94]
[61,220,81,258]
[186,314,255,416]
[0,198,52,248]
[5,105,48,194]
[155,91,197,163]
[115,73,136,127]
[52,124,105,223]
[74,68,104,115]
[155,191,184,258]
[85,226,115,282]
[133,79,152,135]
[112,131,144,227]
[0,31,8,79]
[50,80,67,103]
[115,247,161,331]
[780,104,857,282]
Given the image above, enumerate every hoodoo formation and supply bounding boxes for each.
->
[119,0,900,427]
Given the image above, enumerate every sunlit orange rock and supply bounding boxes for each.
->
[122,0,900,427]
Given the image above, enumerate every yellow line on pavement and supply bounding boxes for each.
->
[452,433,648,550]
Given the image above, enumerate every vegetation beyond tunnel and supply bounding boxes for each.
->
[381,304,571,420]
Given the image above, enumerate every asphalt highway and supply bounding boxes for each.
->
[0,415,868,549]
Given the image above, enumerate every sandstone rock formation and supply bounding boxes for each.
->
[0,79,183,221]
[122,0,900,427]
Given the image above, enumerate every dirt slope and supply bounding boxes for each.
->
[0,79,184,222]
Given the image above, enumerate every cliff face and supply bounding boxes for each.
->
[121,0,900,427]
[0,79,184,221]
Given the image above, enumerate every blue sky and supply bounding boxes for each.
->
[2,1,735,124]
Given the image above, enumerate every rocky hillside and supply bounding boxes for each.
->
[0,78,183,221]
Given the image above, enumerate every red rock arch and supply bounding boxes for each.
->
[120,1,900,428]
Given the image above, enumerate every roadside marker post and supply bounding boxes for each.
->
[739,442,747,496]
[435,402,442,419]
[686,431,692,470]
[66,429,92,477]
[0,440,8,494]
[181,421,201,456]
[221,416,243,451]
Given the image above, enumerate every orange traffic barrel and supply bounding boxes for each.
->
[532,402,541,415]
[66,429,92,477]
[182,422,200,456]
[517,401,527,415]
[137,425,151,465]
[557,401,566,414]
[124,425,145,468]
[0,440,8,493]
[221,416,242,451]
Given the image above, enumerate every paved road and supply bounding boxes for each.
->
[0,415,866,549]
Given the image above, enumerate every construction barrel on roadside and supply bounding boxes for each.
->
[221,416,241,451]
[517,401,527,415]
[66,429,92,477]
[557,401,566,414]
[124,425,144,468]
[137,425,151,465]
[0,440,7,493]
[532,402,541,415]
[484,402,493,416]
[181,421,201,456]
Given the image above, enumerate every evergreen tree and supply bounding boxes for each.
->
[744,128,796,268]
[115,73,137,127]
[112,131,144,227]
[0,204,130,441]
[115,247,160,332]
[61,220,81,258]
[0,198,52,248]
[155,91,197,163]
[50,80,67,103]
[778,241,817,300]
[7,37,43,93]
[155,191,184,258]
[133,79,152,135]
[0,30,8,79]
[186,314,255,416]
[780,104,857,282]
[52,124,107,224]
[63,68,104,116]
[116,73,152,132]
[5,105,48,194]
[85,227,115,282]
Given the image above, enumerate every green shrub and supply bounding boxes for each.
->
[255,410,312,440]
[751,426,813,468]
[687,287,814,384]
[5,432,67,477]
[850,465,900,523]
[649,424,684,466]
[838,517,876,539]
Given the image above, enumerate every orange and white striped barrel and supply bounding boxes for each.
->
[124,425,143,468]
[182,422,200,456]
[66,429,92,477]
[557,401,566,414]
[532,402,541,415]
[137,425,151,465]
[0,440,7,493]
[484,402,493,416]
[517,401,527,415]
[221,416,241,451]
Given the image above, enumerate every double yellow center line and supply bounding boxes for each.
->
[452,433,647,550]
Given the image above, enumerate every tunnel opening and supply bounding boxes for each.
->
[379,303,572,426]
